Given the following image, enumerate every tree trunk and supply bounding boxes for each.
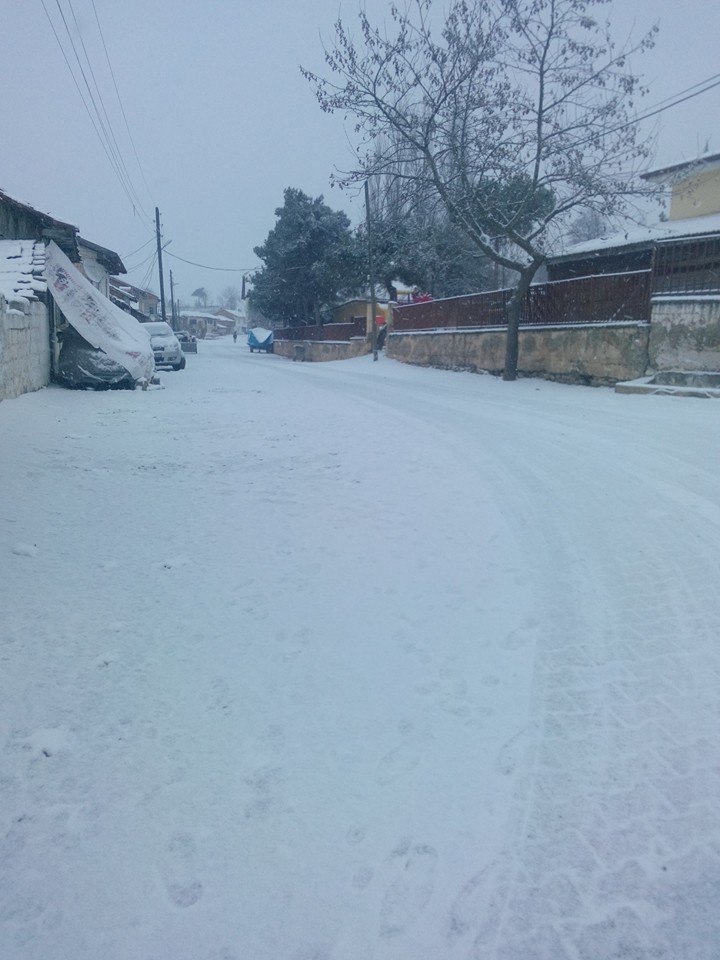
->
[503,293,521,381]
[502,269,536,382]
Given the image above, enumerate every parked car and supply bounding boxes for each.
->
[142,321,186,370]
[56,331,137,390]
[175,330,198,353]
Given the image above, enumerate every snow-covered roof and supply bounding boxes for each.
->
[552,212,720,262]
[642,150,720,181]
[78,236,126,275]
[0,240,46,302]
[0,188,78,233]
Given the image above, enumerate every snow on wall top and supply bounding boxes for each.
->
[0,239,46,303]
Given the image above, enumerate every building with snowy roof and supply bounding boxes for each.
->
[547,152,720,296]
[642,151,720,221]
[109,277,159,322]
[1,188,136,400]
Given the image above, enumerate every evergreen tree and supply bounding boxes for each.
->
[250,188,364,326]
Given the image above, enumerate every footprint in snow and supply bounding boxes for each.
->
[502,617,541,650]
[161,833,203,907]
[376,727,433,785]
[11,543,37,557]
[447,858,512,944]
[346,826,366,845]
[380,842,438,938]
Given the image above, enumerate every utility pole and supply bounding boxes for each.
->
[364,180,379,362]
[155,207,167,323]
[169,269,177,329]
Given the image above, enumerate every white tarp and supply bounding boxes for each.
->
[45,241,155,382]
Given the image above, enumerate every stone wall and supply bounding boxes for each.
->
[273,338,371,362]
[386,323,650,385]
[0,295,50,401]
[648,298,720,372]
[270,298,720,383]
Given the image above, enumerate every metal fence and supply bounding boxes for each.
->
[653,236,720,296]
[274,318,366,341]
[269,236,720,342]
[391,270,652,332]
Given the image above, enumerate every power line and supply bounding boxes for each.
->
[641,71,720,116]
[64,0,145,213]
[138,251,158,291]
[122,236,156,260]
[40,0,127,201]
[90,0,154,207]
[538,69,720,158]
[124,245,161,271]
[39,0,153,225]
[53,0,142,211]
[164,249,254,273]
[636,76,720,127]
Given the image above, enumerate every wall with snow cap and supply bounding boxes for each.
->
[0,294,51,401]
[648,298,720,372]
[387,322,650,386]
[273,338,371,362]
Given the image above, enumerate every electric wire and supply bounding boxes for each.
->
[139,251,158,291]
[64,0,151,220]
[640,71,720,115]
[164,250,253,273]
[121,236,156,260]
[124,245,161,271]
[90,0,155,206]
[52,0,140,212]
[39,0,133,209]
[538,71,720,155]
[39,0,153,225]
[631,75,720,129]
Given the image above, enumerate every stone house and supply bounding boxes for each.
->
[1,190,79,401]
[0,189,129,401]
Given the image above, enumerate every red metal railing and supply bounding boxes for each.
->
[274,319,366,341]
[391,270,652,332]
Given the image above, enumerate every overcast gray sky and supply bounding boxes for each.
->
[2,0,719,301]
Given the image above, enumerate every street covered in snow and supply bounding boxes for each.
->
[1,339,720,960]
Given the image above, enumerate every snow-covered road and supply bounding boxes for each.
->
[2,340,719,959]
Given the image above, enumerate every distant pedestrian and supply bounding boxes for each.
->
[233,329,238,343]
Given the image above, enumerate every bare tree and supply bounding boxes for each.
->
[219,286,242,310]
[303,0,658,379]
[567,208,609,246]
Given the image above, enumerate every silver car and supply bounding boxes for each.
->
[142,321,186,370]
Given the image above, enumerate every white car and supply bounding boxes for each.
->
[143,322,186,370]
